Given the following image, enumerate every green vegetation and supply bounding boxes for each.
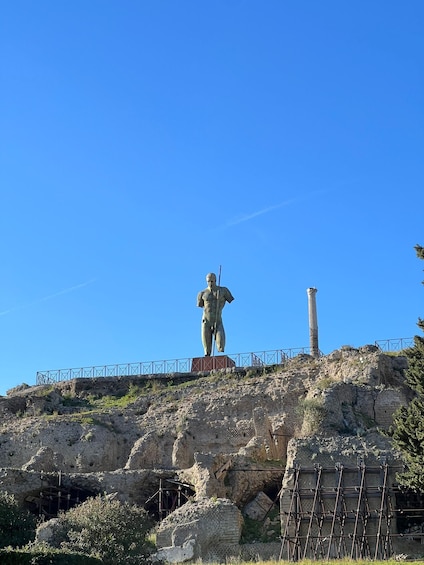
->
[0,491,154,563]
[36,385,55,397]
[0,547,102,564]
[87,382,149,409]
[47,495,154,564]
[62,393,86,407]
[316,376,336,390]
[37,366,293,418]
[354,409,377,430]
[241,506,280,543]
[223,562,415,565]
[390,244,424,491]
[297,396,327,433]
[0,492,37,548]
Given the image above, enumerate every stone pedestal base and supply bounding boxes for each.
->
[191,355,236,372]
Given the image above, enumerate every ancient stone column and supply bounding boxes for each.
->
[307,287,319,357]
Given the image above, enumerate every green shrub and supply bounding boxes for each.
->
[0,491,37,548]
[52,495,154,564]
[297,396,327,433]
[0,546,102,564]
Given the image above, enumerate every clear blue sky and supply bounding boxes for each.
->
[1,1,423,395]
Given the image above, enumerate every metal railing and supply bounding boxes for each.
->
[375,337,414,352]
[35,337,414,386]
[36,346,314,385]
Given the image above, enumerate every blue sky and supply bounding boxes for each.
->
[1,1,423,395]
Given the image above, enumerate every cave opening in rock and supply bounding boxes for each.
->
[262,481,282,504]
[25,484,98,519]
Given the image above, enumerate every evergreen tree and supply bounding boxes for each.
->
[390,245,424,490]
[404,245,424,393]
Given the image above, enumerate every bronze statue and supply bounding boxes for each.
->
[197,272,234,356]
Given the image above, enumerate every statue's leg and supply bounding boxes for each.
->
[201,320,212,356]
[215,322,226,352]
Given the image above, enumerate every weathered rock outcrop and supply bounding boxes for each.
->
[0,345,414,560]
[155,498,243,562]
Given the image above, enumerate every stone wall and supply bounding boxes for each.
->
[155,498,243,563]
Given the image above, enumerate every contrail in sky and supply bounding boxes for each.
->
[224,199,297,227]
[222,185,343,229]
[0,279,96,317]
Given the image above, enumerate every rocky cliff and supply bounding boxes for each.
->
[0,345,414,559]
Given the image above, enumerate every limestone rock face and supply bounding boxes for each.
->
[22,446,64,472]
[171,431,194,469]
[35,518,61,544]
[0,346,413,561]
[125,432,164,470]
[0,416,131,472]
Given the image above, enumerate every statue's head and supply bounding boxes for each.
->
[206,273,216,289]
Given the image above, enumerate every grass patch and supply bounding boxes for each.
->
[86,383,151,410]
[36,386,55,397]
[62,394,90,408]
[297,397,327,434]
[316,376,337,390]
[224,562,412,565]
[69,414,96,425]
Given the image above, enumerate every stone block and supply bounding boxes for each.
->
[243,491,275,520]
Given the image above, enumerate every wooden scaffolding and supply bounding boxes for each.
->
[279,459,401,561]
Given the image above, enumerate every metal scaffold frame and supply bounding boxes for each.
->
[279,460,398,561]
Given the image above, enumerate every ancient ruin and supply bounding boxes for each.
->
[0,345,423,561]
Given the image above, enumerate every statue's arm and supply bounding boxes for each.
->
[197,291,204,308]
[224,287,234,303]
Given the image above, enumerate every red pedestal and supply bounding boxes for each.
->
[191,355,236,372]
